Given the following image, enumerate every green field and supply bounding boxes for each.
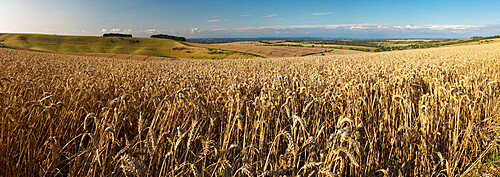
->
[0,33,175,57]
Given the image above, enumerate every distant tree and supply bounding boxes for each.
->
[103,33,132,37]
[151,34,186,41]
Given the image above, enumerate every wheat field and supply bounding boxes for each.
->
[0,42,499,176]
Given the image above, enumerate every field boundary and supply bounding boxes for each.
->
[0,44,18,50]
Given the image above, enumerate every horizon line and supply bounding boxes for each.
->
[0,32,474,40]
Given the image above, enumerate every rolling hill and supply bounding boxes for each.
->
[0,33,261,59]
[0,33,175,57]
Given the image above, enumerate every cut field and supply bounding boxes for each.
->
[310,48,368,56]
[186,41,367,57]
[170,42,258,59]
[1,41,499,176]
[273,41,378,50]
[387,39,436,42]
[442,38,500,47]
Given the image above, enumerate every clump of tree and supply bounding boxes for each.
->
[103,33,132,37]
[151,34,186,41]
[471,35,500,40]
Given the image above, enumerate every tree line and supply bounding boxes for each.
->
[103,33,133,37]
[151,34,186,41]
[101,33,186,41]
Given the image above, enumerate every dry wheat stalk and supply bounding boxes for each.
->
[1,40,499,176]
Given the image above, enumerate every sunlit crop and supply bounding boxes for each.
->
[0,43,499,176]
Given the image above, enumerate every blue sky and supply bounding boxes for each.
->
[1,0,500,38]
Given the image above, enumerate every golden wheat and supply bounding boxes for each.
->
[0,41,499,176]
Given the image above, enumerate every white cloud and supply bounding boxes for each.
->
[190,27,201,33]
[393,26,404,30]
[146,28,157,33]
[96,23,492,38]
[393,24,483,32]
[312,12,334,16]
[377,25,390,29]
[350,25,370,30]
[232,24,376,30]
[239,15,250,17]
[404,25,421,30]
[110,28,121,32]
[262,13,278,18]
[100,28,132,34]
[428,24,481,31]
[207,19,221,23]
[184,23,487,38]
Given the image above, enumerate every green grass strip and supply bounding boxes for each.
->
[0,44,18,50]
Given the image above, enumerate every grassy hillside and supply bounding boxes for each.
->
[0,33,262,59]
[0,33,175,57]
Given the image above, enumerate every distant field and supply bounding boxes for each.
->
[443,38,500,47]
[282,36,500,52]
[3,33,498,60]
[0,33,259,59]
[171,42,258,59]
[387,39,436,42]
[310,48,368,56]
[273,41,379,50]
[187,41,368,58]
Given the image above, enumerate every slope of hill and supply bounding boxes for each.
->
[0,33,260,59]
[0,33,175,57]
